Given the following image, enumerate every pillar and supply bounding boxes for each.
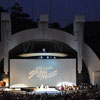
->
[1,12,11,74]
[38,14,48,39]
[74,15,85,73]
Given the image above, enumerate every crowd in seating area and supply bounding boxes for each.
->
[56,83,95,92]
[0,83,99,100]
[0,90,100,100]
[0,87,100,100]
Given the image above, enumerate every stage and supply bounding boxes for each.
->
[33,88,61,94]
[2,87,62,95]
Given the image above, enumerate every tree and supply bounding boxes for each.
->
[51,22,60,29]
[9,3,29,19]
[9,3,23,13]
[0,6,8,12]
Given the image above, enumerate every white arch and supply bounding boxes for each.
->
[0,28,100,85]
[9,28,100,70]
[8,28,76,51]
[83,43,100,84]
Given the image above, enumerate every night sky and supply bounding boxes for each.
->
[0,0,100,27]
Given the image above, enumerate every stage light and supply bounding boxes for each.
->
[42,48,46,52]
[19,53,68,57]
[47,56,49,59]
[54,57,56,59]
[40,56,43,59]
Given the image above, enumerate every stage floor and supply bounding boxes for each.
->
[34,88,61,94]
[2,87,62,94]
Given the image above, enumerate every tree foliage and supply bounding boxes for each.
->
[0,6,8,12]
[9,3,30,19]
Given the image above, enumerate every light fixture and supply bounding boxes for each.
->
[40,56,43,59]
[19,53,68,57]
[54,57,56,59]
[47,56,49,59]
[42,48,46,52]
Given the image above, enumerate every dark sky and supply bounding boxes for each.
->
[0,0,100,27]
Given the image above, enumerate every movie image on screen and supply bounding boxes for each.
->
[10,59,76,87]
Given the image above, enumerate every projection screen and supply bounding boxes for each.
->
[10,59,76,87]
